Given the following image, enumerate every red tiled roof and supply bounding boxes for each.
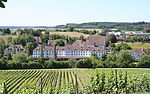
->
[72,35,106,47]
[34,35,107,52]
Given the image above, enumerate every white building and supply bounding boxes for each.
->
[33,45,107,59]
[109,31,125,36]
[33,35,107,59]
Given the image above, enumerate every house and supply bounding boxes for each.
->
[131,49,149,61]
[32,35,107,59]
[108,31,125,36]
[4,45,25,55]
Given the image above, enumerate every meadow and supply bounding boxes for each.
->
[116,42,150,49]
[48,32,90,38]
[0,68,150,94]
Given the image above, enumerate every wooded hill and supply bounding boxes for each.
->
[55,21,150,31]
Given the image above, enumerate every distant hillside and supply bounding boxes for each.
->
[0,26,51,29]
[55,22,150,31]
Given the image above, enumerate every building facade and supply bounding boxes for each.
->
[33,35,107,58]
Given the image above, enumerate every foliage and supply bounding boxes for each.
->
[12,53,27,63]
[138,55,150,68]
[45,60,73,69]
[0,70,149,94]
[0,0,7,8]
[76,58,93,68]
[106,34,117,46]
[15,28,42,36]
[56,21,150,31]
[123,35,150,43]
[0,39,5,57]
[25,42,34,56]
[114,43,132,52]
[13,34,36,46]
[55,39,65,46]
[0,28,11,34]
[115,50,134,68]
[99,29,111,36]
[68,25,75,32]
[82,70,150,94]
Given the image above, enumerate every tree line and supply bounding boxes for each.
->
[55,22,150,31]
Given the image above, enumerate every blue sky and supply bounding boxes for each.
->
[0,0,150,26]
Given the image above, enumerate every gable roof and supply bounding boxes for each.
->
[5,45,24,51]
[72,35,106,47]
[88,35,106,46]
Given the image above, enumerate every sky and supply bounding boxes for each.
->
[0,0,150,26]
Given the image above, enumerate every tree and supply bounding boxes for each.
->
[0,0,7,8]
[138,55,150,68]
[99,29,111,36]
[76,58,93,68]
[53,44,57,60]
[0,57,7,69]
[115,50,133,68]
[12,53,27,63]
[54,39,65,46]
[41,34,49,45]
[90,54,99,68]
[114,43,132,52]
[106,34,117,46]
[40,45,44,58]
[25,42,34,56]
[68,25,75,32]
[0,39,5,57]
[3,28,11,34]
[13,34,36,46]
[80,35,84,41]
[5,37,12,46]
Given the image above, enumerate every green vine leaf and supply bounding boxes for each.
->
[0,1,5,8]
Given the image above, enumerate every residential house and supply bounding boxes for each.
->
[131,49,149,61]
[4,45,25,55]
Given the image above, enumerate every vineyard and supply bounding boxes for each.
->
[0,69,91,94]
[0,69,150,94]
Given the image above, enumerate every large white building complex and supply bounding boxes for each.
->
[33,35,108,59]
